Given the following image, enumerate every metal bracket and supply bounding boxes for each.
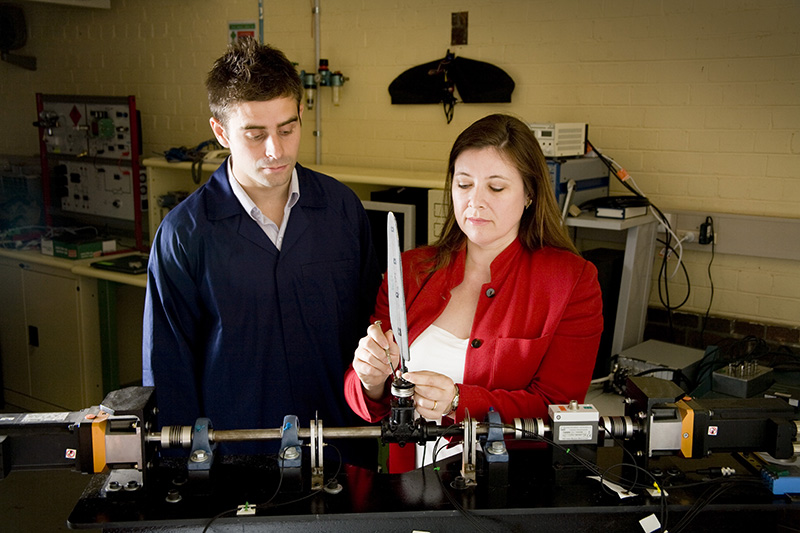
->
[460,410,478,487]
[483,409,509,463]
[187,417,215,479]
[279,415,302,469]
[309,416,324,490]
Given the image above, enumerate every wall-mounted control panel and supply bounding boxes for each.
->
[35,94,146,249]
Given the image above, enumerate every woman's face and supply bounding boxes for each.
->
[451,146,529,253]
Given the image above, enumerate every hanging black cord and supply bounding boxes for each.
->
[700,217,716,345]
[442,98,455,124]
[585,139,674,226]
[661,233,674,339]
[586,139,643,197]
[657,237,691,311]
[587,139,691,342]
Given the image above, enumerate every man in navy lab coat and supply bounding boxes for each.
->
[143,38,381,461]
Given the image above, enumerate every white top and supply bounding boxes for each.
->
[227,157,300,250]
[407,324,468,468]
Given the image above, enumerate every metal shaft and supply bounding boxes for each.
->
[148,421,525,448]
[211,426,383,442]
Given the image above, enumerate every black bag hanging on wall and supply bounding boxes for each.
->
[388,50,514,123]
[0,4,37,71]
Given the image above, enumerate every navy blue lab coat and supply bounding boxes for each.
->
[142,162,381,458]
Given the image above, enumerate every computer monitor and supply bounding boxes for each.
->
[362,200,416,273]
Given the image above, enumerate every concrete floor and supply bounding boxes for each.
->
[0,400,100,533]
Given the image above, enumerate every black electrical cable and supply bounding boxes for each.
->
[700,218,716,346]
[691,340,763,395]
[508,424,657,494]
[759,345,800,372]
[509,423,671,529]
[431,424,496,532]
[586,138,688,344]
[434,419,769,533]
[530,420,764,533]
[689,334,799,394]
[199,441,343,533]
[668,478,765,533]
[585,139,673,228]
[656,237,691,311]
[200,452,288,533]
[585,139,645,199]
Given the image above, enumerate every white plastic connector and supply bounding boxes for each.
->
[677,230,697,243]
[237,502,256,516]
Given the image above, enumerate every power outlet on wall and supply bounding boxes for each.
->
[677,230,698,243]
[658,212,676,234]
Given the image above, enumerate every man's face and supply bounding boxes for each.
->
[210,96,303,190]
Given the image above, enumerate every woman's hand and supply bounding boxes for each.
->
[402,370,458,419]
[352,322,401,400]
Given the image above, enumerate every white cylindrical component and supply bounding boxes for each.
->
[305,87,315,110]
[513,417,548,440]
[156,425,192,448]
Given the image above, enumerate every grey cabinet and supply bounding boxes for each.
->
[0,254,102,411]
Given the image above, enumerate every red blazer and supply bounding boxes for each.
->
[344,239,603,471]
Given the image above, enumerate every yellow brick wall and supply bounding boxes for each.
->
[1,0,798,326]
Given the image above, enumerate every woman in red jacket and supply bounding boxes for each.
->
[344,113,603,472]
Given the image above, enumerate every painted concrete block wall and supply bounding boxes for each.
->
[1,0,798,326]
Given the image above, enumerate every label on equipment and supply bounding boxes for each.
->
[558,425,594,441]
[21,412,70,423]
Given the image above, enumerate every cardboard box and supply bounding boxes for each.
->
[41,236,117,260]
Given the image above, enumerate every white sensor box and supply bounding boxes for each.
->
[529,122,587,158]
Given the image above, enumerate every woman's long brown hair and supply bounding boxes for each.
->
[429,113,578,273]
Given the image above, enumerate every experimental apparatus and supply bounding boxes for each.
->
[33,94,146,250]
[1,375,798,532]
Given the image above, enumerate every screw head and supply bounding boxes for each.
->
[165,489,182,503]
[190,449,208,462]
[487,441,507,454]
[281,446,301,460]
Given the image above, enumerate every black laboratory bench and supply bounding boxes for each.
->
[67,446,799,533]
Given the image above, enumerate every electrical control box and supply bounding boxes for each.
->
[36,94,146,250]
[547,157,609,209]
[548,402,600,445]
[615,340,705,384]
[712,362,774,398]
[529,122,587,158]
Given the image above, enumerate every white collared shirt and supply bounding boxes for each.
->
[227,157,300,250]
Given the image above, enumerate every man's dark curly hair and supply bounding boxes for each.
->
[205,38,302,124]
